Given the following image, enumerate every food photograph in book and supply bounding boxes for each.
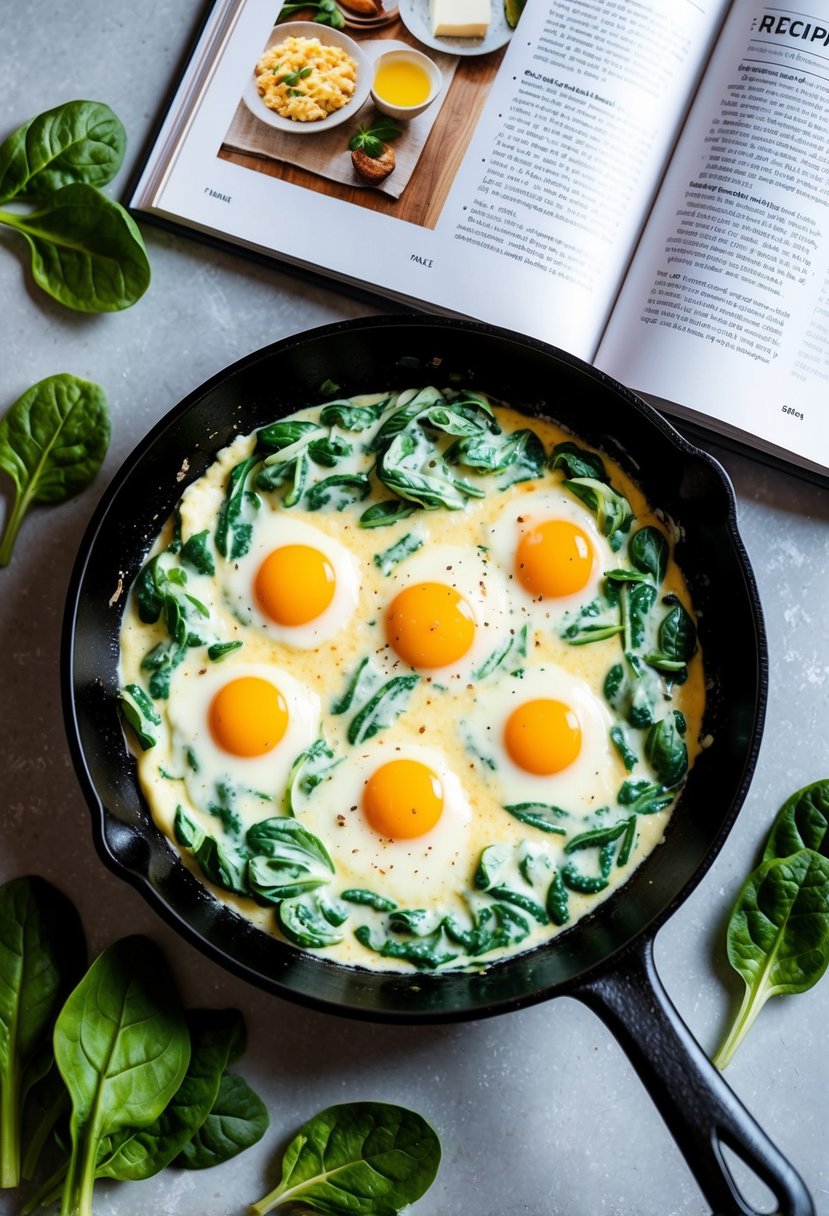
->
[217,0,520,228]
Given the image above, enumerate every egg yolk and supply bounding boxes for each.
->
[504,698,582,775]
[386,582,475,669]
[516,519,594,598]
[363,759,444,838]
[255,544,335,626]
[209,676,288,757]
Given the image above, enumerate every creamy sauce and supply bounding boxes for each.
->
[118,391,705,972]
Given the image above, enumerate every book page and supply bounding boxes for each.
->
[596,0,829,471]
[133,0,727,362]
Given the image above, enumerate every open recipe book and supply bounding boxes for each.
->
[130,0,829,480]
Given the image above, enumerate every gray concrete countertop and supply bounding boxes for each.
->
[2,3,828,1214]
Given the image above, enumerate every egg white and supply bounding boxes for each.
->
[374,543,520,684]
[299,740,474,904]
[461,663,624,819]
[165,661,321,822]
[485,487,614,627]
[218,511,360,648]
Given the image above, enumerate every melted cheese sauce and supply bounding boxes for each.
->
[118,394,705,972]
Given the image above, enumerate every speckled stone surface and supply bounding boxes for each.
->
[1,4,828,1214]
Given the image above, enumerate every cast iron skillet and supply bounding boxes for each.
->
[62,316,811,1215]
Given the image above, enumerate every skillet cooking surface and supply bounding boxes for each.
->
[63,315,766,1020]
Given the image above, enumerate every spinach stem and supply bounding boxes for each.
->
[0,1059,21,1188]
[0,488,26,568]
[712,982,760,1069]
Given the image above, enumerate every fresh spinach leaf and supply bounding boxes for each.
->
[764,780,829,862]
[96,1008,245,1181]
[319,400,382,431]
[0,877,85,1189]
[0,101,125,204]
[713,849,829,1069]
[176,1072,268,1170]
[0,374,109,567]
[617,779,673,815]
[354,925,457,970]
[257,419,320,453]
[207,640,243,662]
[250,1100,440,1216]
[54,936,190,1216]
[0,183,150,312]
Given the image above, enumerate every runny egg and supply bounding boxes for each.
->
[486,488,613,621]
[375,544,517,683]
[300,742,474,903]
[462,664,624,817]
[219,512,360,648]
[165,661,320,819]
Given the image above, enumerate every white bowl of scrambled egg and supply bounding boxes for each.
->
[242,22,372,133]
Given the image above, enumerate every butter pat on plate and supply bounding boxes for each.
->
[430,0,491,38]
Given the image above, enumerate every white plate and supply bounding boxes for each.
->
[398,0,513,56]
[242,21,372,134]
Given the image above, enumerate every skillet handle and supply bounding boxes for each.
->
[572,935,814,1216]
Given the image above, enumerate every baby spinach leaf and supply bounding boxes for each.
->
[247,819,335,903]
[96,1008,245,1181]
[207,640,243,662]
[487,886,549,924]
[550,441,608,482]
[341,889,397,913]
[354,925,457,970]
[0,101,125,205]
[215,455,260,560]
[359,499,417,529]
[320,400,383,431]
[308,435,352,467]
[628,525,669,585]
[0,183,150,311]
[713,849,829,1069]
[331,656,381,716]
[174,808,251,896]
[474,844,512,891]
[563,477,634,549]
[373,532,423,576]
[347,675,419,746]
[609,725,637,772]
[0,877,85,1189]
[502,802,568,834]
[277,893,345,949]
[176,1072,268,1170]
[287,738,341,814]
[656,595,696,663]
[617,779,673,815]
[54,936,190,1216]
[179,529,215,576]
[250,1099,440,1216]
[0,374,109,567]
[645,712,688,788]
[444,902,531,955]
[764,780,829,862]
[306,473,371,512]
[256,419,321,453]
[545,871,570,925]
[117,683,161,750]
